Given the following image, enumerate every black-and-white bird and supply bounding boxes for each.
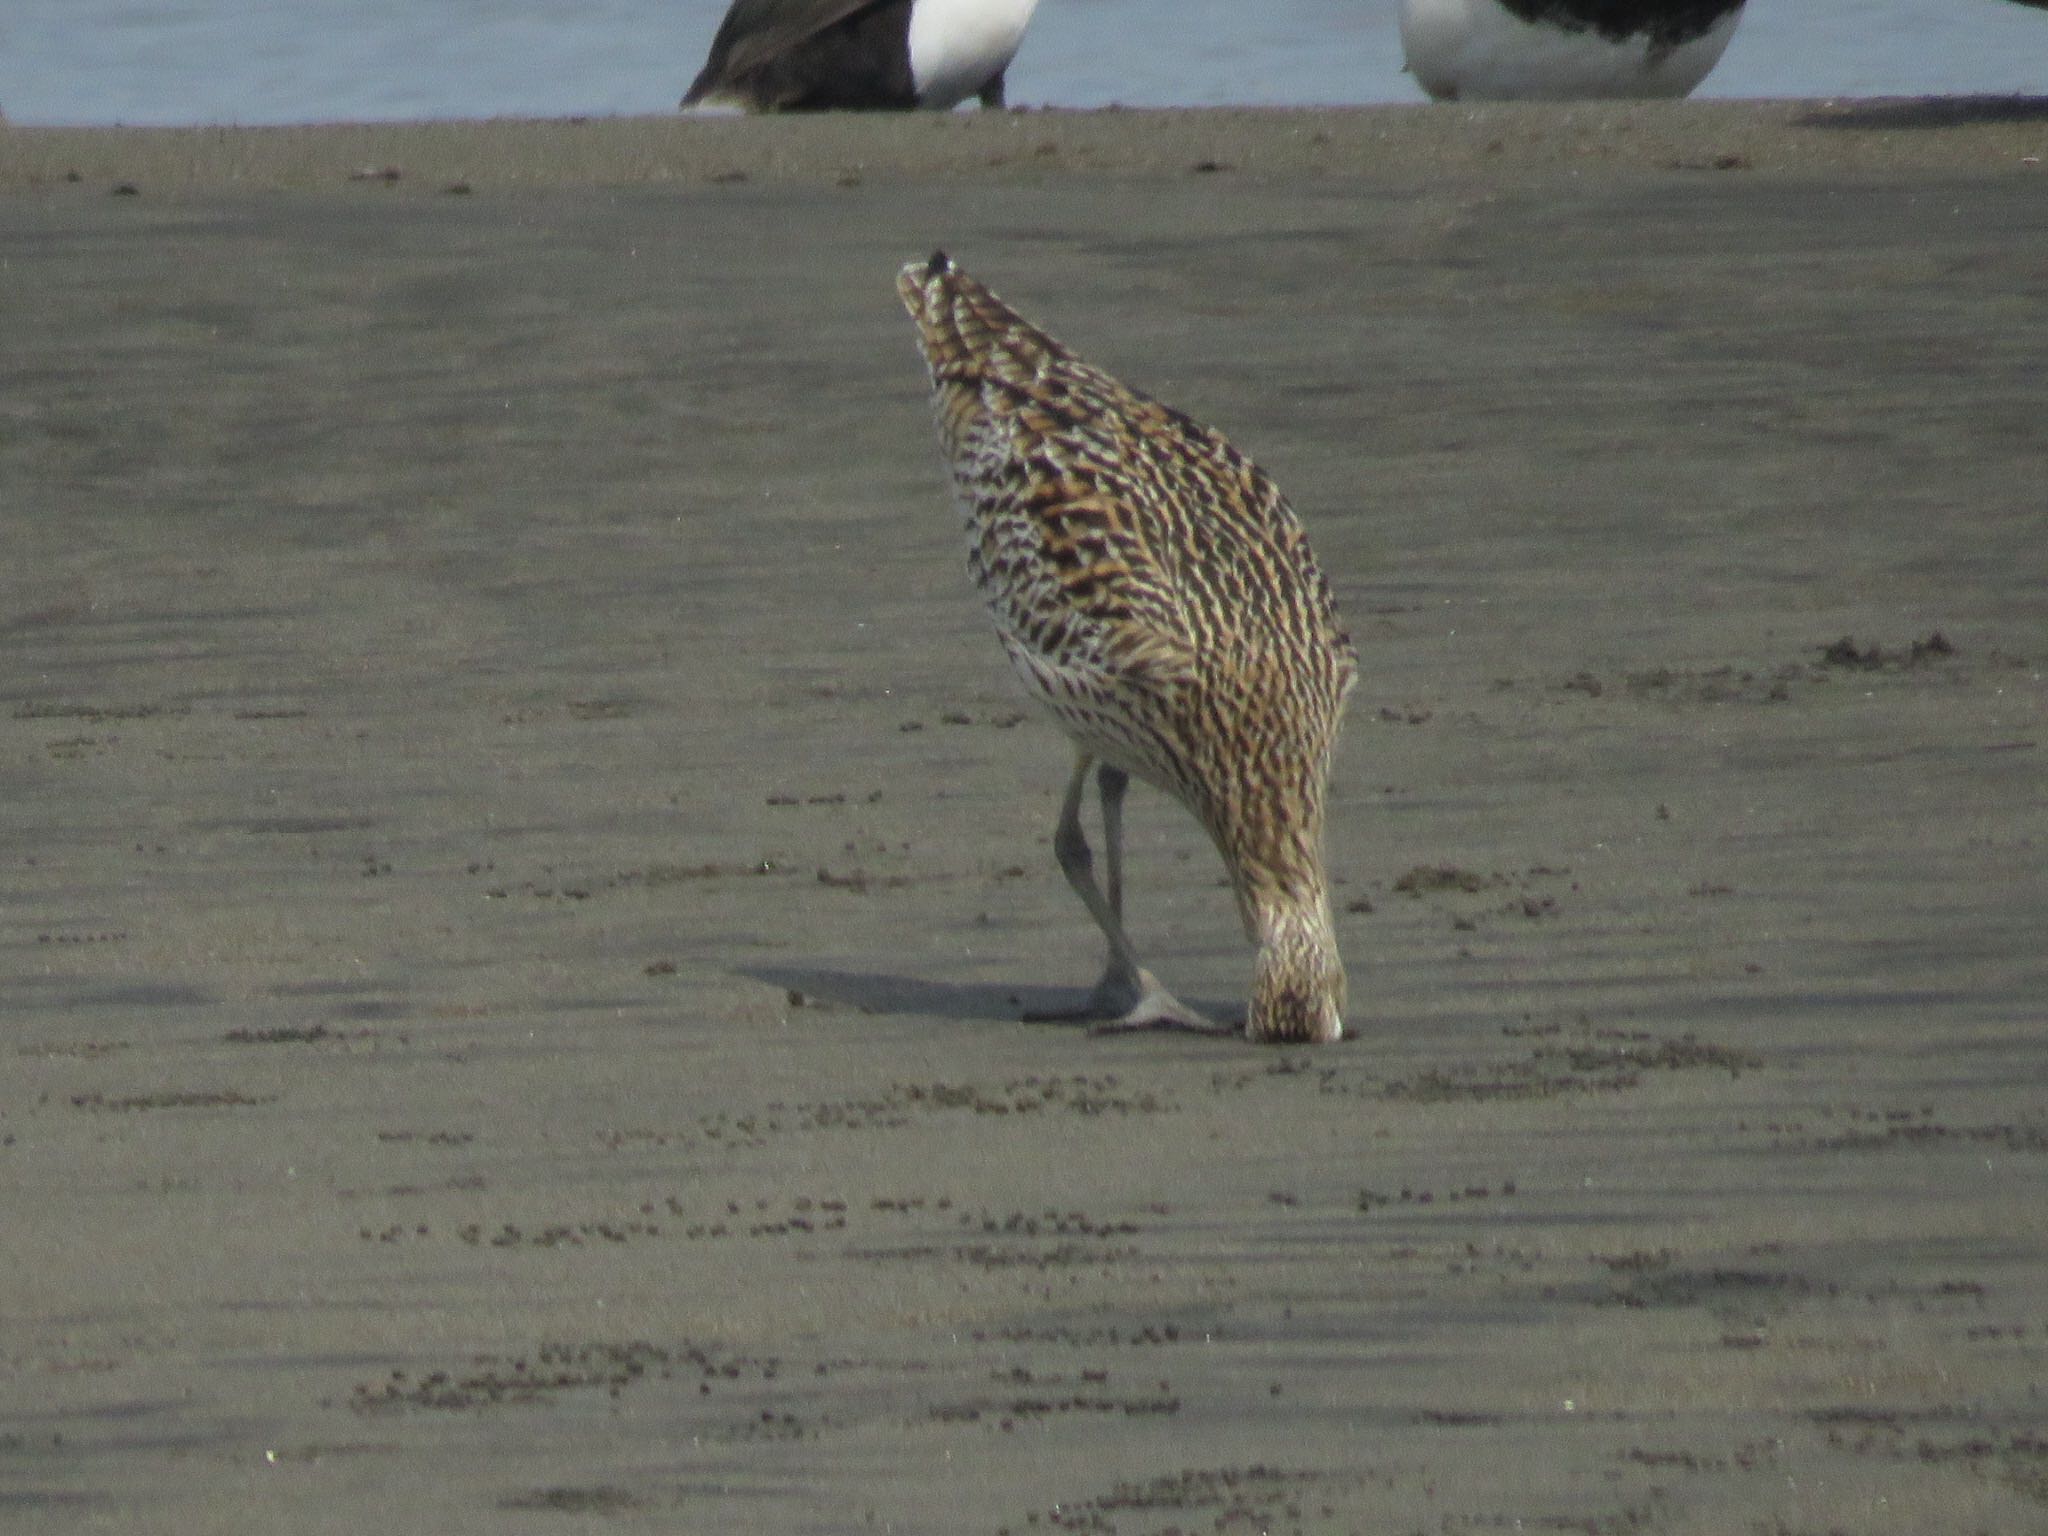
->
[682,0,1041,112]
[1400,0,1747,101]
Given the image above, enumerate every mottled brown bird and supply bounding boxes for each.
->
[897,252,1357,1044]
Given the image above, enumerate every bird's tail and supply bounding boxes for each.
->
[895,251,1075,386]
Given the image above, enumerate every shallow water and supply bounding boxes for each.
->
[2,0,2044,126]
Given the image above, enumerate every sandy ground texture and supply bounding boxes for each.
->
[3,106,2046,1535]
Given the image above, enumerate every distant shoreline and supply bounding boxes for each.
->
[4,97,2045,193]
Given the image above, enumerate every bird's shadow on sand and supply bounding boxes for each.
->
[738,963,1237,1032]
[1794,94,2048,131]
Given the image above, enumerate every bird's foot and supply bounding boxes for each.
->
[1023,969,1234,1037]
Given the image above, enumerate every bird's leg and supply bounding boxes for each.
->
[1021,754,1222,1033]
[978,72,1007,109]
[1021,754,1133,1016]
[1088,762,1224,1034]
[1097,762,1128,927]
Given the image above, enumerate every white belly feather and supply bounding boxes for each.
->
[908,0,1040,107]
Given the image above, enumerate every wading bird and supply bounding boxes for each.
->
[898,253,1357,1044]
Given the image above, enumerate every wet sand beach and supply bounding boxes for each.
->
[3,104,2045,1533]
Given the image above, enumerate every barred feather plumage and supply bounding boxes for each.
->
[898,251,1356,1043]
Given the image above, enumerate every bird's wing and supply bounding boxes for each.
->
[972,397,1209,698]
[901,254,1353,707]
[693,0,894,89]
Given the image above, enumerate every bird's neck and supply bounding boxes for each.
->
[1247,883,1346,1045]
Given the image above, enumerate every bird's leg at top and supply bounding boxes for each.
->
[1089,763,1227,1034]
[1021,755,1223,1033]
[978,72,1007,109]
